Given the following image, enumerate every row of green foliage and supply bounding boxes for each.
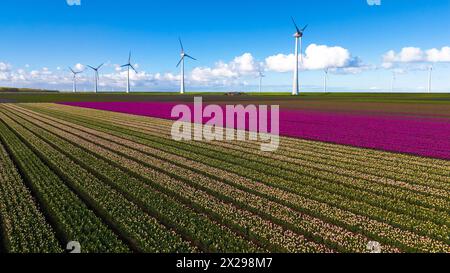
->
[0,111,129,253]
[0,138,62,253]
[0,109,196,253]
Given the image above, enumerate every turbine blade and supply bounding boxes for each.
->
[87,65,96,70]
[69,67,75,73]
[120,64,129,68]
[176,57,184,67]
[291,17,300,33]
[130,64,137,73]
[302,24,308,32]
[97,63,105,70]
[179,37,184,52]
[128,51,132,63]
[185,54,197,61]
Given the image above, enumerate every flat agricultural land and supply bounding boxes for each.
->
[0,93,449,253]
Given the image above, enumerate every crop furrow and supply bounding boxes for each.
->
[0,110,195,253]
[0,115,129,253]
[0,141,62,253]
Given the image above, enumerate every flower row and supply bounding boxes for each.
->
[0,110,129,253]
[0,134,61,253]
[0,109,193,253]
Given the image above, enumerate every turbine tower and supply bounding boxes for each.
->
[176,38,196,94]
[258,70,265,93]
[428,65,433,94]
[121,52,137,93]
[391,71,396,93]
[291,17,308,96]
[87,63,104,93]
[69,67,83,93]
[324,68,329,93]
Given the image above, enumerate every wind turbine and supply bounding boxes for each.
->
[258,70,265,93]
[69,67,83,93]
[291,17,308,96]
[176,38,196,94]
[121,52,137,93]
[324,68,329,93]
[87,63,104,93]
[428,65,433,94]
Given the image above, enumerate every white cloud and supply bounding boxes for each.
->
[229,53,260,75]
[2,66,73,86]
[0,72,9,81]
[190,53,261,85]
[265,54,295,73]
[66,0,81,6]
[1,49,363,90]
[191,63,238,82]
[102,69,151,87]
[382,46,450,68]
[303,44,352,70]
[74,63,85,71]
[153,72,180,82]
[0,61,183,90]
[383,47,424,64]
[334,62,371,74]
[0,62,11,72]
[265,44,361,73]
[426,47,450,62]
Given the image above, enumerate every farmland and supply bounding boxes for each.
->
[0,95,449,253]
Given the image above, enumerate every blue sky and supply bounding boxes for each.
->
[0,0,449,92]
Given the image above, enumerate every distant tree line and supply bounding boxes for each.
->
[0,87,59,93]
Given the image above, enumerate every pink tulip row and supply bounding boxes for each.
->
[60,101,450,160]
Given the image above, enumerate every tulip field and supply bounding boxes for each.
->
[0,101,449,253]
[61,101,450,160]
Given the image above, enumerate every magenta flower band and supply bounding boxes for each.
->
[60,101,450,160]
